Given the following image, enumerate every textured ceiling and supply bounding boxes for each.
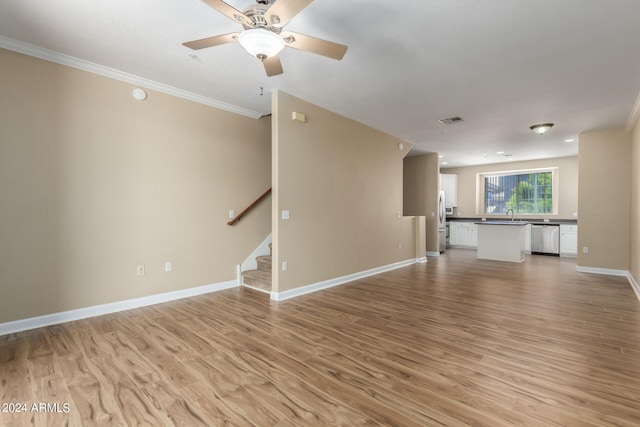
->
[1,0,640,166]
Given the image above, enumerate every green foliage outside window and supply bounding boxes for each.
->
[485,171,552,214]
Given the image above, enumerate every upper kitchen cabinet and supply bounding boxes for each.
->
[441,173,458,207]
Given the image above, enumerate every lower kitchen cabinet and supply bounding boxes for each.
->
[560,224,578,257]
[450,222,478,248]
[450,221,575,255]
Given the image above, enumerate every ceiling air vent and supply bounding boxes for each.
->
[438,116,464,125]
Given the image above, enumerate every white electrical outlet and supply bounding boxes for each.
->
[136,265,145,276]
[583,246,589,254]
[165,262,172,272]
[282,210,290,220]
[282,261,288,271]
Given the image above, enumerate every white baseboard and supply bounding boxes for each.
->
[242,284,271,294]
[576,265,640,303]
[0,280,238,336]
[575,265,629,277]
[426,251,441,257]
[270,258,420,301]
[627,273,640,302]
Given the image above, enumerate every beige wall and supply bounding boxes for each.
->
[272,91,416,293]
[403,154,441,253]
[443,156,579,220]
[0,49,271,323]
[577,129,630,271]
[632,122,640,281]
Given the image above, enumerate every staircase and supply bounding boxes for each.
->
[242,244,272,293]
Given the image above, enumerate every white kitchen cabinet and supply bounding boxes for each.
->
[441,174,458,207]
[450,222,477,247]
[560,224,578,257]
[449,222,460,245]
[456,224,473,246]
[471,223,478,246]
[524,224,532,252]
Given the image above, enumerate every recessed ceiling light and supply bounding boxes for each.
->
[530,123,554,135]
[564,138,575,143]
[442,161,449,165]
[496,151,505,155]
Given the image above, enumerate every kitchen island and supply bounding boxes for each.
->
[476,221,528,262]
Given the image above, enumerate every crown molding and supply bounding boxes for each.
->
[626,89,640,132]
[0,35,262,119]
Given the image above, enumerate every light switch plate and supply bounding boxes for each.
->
[282,210,290,220]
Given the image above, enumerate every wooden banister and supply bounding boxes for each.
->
[227,188,272,226]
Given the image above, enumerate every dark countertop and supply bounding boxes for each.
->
[447,217,578,225]
[475,221,529,226]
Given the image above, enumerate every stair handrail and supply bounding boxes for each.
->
[227,188,272,226]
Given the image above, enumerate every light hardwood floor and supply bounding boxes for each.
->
[1,249,640,426]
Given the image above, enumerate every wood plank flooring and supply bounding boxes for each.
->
[2,249,640,426]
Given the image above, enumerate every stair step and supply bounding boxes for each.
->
[242,243,272,293]
[242,269,271,293]
[256,255,272,272]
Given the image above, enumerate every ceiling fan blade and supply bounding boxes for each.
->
[263,55,284,77]
[265,0,314,28]
[280,31,347,60]
[183,32,239,50]
[200,0,253,27]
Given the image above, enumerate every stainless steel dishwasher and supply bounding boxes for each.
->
[531,224,560,255]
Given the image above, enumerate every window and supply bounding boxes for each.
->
[478,168,557,215]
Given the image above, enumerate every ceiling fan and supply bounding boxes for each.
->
[183,0,348,76]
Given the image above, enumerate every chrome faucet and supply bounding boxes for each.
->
[506,208,515,221]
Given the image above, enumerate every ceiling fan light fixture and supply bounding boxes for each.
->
[530,123,554,135]
[237,28,285,60]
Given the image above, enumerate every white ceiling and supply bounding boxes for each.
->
[1,0,640,167]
